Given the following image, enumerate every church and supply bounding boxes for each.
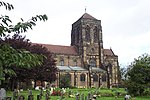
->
[40,13,120,88]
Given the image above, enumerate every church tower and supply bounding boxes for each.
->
[71,13,104,68]
[38,13,120,88]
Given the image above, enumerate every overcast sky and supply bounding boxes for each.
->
[2,0,150,67]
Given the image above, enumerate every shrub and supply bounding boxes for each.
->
[143,89,150,96]
[59,74,71,88]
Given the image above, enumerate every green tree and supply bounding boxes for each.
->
[0,1,48,86]
[125,54,150,96]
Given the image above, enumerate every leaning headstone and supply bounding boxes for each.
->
[0,88,6,100]
[18,95,25,100]
[37,94,42,100]
[28,95,33,100]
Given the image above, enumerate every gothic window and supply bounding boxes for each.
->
[66,73,71,82]
[102,74,106,82]
[80,73,85,81]
[91,48,95,54]
[85,25,91,42]
[77,27,80,43]
[93,74,98,82]
[60,59,64,66]
[74,59,77,66]
[94,26,99,43]
[89,58,96,67]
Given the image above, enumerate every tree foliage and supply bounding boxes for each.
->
[0,1,48,84]
[2,34,57,89]
[29,44,57,83]
[125,54,150,96]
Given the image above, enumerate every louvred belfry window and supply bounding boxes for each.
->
[85,25,91,42]
[94,26,99,43]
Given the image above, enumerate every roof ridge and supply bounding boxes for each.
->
[80,13,97,20]
[32,43,71,47]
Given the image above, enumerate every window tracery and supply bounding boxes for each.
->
[94,26,99,43]
[85,25,91,42]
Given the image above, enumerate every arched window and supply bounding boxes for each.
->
[74,59,77,66]
[66,73,71,81]
[91,48,95,54]
[93,74,98,82]
[102,74,106,82]
[60,59,64,66]
[89,58,96,67]
[80,74,85,82]
[77,27,80,43]
[85,25,91,42]
[94,26,99,43]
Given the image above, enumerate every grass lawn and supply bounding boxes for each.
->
[6,88,150,100]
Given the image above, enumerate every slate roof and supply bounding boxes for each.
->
[33,43,116,56]
[33,43,78,55]
[80,13,97,20]
[103,49,117,57]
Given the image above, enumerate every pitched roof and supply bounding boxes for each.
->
[103,49,117,56]
[32,43,116,57]
[79,13,97,20]
[34,43,78,55]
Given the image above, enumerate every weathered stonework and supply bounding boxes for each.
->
[40,13,120,88]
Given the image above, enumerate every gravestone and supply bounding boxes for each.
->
[39,88,43,96]
[90,92,93,100]
[13,89,18,100]
[87,92,91,100]
[81,94,84,100]
[37,94,42,100]
[28,90,32,95]
[28,95,33,100]
[46,83,50,89]
[85,95,88,100]
[75,93,80,100]
[93,95,97,100]
[0,88,6,100]
[46,89,50,96]
[45,93,50,100]
[18,95,25,100]
[4,97,11,100]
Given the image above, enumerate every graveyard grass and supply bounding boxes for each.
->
[6,88,150,100]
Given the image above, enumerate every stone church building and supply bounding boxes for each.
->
[40,13,120,88]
